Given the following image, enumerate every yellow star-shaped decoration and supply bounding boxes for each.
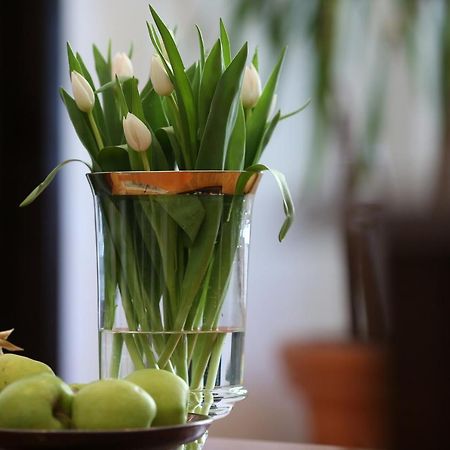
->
[0,329,23,355]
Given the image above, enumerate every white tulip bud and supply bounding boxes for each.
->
[71,71,95,112]
[150,55,174,97]
[122,113,152,152]
[241,64,262,109]
[111,52,133,79]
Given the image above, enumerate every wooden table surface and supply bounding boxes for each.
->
[205,437,354,450]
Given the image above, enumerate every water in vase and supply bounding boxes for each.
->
[100,328,247,418]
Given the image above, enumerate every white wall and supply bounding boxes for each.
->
[58,0,349,442]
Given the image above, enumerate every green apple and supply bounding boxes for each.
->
[0,353,54,391]
[0,373,73,429]
[72,378,157,430]
[125,368,189,426]
[69,382,86,393]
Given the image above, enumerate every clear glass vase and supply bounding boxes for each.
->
[88,171,260,418]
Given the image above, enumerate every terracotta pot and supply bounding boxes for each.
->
[283,340,388,449]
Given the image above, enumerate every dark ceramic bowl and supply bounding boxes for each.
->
[0,413,211,450]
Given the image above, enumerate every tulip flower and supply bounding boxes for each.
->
[111,52,133,79]
[150,55,174,96]
[123,113,152,170]
[71,71,95,113]
[241,64,261,109]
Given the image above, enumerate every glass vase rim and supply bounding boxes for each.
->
[87,170,261,196]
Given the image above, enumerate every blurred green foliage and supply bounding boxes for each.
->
[231,1,450,203]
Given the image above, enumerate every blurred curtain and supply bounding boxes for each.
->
[0,0,60,370]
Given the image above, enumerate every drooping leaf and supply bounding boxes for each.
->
[196,42,248,169]
[20,159,92,207]
[245,47,286,168]
[225,102,246,170]
[236,164,295,241]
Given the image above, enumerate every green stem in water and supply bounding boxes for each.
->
[189,334,217,390]
[87,110,104,151]
[205,333,226,390]
[123,334,146,370]
[108,333,123,378]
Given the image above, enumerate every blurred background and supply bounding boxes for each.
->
[1,0,449,447]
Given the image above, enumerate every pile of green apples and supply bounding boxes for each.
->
[0,353,189,430]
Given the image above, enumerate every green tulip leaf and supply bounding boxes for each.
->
[76,51,109,146]
[95,79,116,94]
[149,5,197,161]
[60,88,100,164]
[123,77,145,121]
[251,110,281,166]
[196,42,248,169]
[245,47,286,168]
[252,47,259,71]
[279,98,312,121]
[67,43,107,146]
[140,77,153,99]
[155,195,206,243]
[142,88,169,131]
[97,146,130,172]
[225,102,246,170]
[113,76,130,118]
[149,135,171,171]
[219,19,232,67]
[236,164,295,241]
[156,127,181,170]
[20,159,92,207]
[93,45,123,145]
[66,42,82,75]
[147,23,164,59]
[195,25,206,70]
[198,40,223,139]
